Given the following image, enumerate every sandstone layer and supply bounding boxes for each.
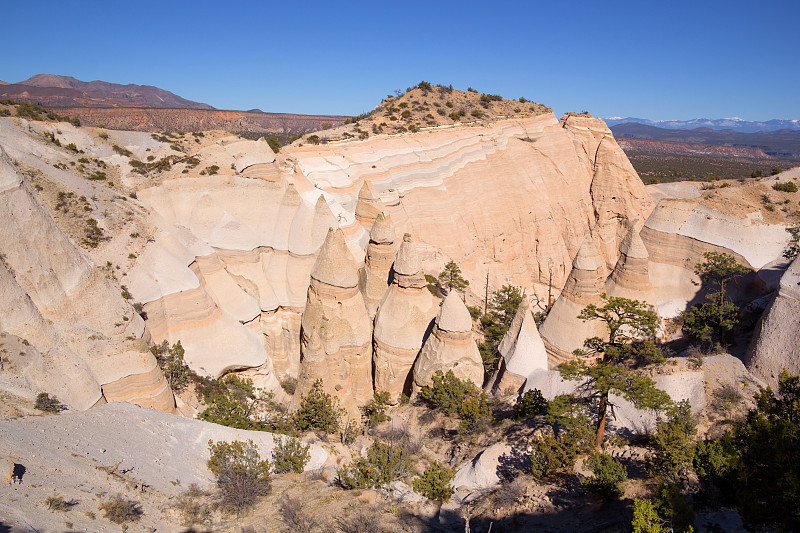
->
[359,212,398,318]
[412,292,484,391]
[605,223,658,312]
[490,294,548,395]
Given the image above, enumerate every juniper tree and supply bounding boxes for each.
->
[559,295,670,447]
[437,260,469,295]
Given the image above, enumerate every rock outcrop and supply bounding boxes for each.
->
[490,294,548,395]
[359,212,397,318]
[539,235,608,362]
[745,255,800,387]
[373,235,439,400]
[297,229,373,417]
[412,292,483,391]
[605,224,658,312]
[354,180,383,228]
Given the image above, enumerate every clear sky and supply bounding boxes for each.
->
[1,0,797,121]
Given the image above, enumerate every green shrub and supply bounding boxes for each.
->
[267,136,280,154]
[419,370,492,433]
[360,391,391,428]
[307,135,321,145]
[207,439,271,510]
[150,340,192,391]
[412,461,454,500]
[651,482,695,533]
[35,392,65,413]
[293,379,343,433]
[773,181,798,193]
[99,494,142,524]
[337,438,412,489]
[632,498,667,533]
[45,494,73,511]
[272,437,311,474]
[512,389,548,420]
[198,374,278,431]
[530,430,582,480]
[580,452,627,499]
[112,144,132,157]
[648,400,697,481]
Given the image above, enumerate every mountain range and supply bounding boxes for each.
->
[0,74,214,109]
[604,116,800,133]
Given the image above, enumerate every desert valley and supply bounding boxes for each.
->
[0,76,799,533]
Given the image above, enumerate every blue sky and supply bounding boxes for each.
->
[1,0,797,120]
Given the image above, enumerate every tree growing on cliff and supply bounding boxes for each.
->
[150,340,191,391]
[478,284,523,376]
[437,260,469,296]
[682,252,748,348]
[559,295,670,447]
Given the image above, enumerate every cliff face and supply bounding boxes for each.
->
[285,113,654,299]
[51,107,348,134]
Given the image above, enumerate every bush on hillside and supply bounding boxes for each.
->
[337,438,413,489]
[293,379,343,433]
[207,439,271,510]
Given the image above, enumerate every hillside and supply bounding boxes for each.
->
[0,74,214,109]
[301,82,551,142]
[605,116,800,133]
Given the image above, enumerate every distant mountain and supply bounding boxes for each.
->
[604,116,800,133]
[0,74,214,109]
[610,122,800,159]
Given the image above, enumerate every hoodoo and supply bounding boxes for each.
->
[373,234,439,400]
[412,291,483,391]
[605,223,659,312]
[490,294,548,395]
[539,235,608,362]
[297,228,373,416]
[354,180,383,228]
[360,212,398,318]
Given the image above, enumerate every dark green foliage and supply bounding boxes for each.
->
[88,171,107,180]
[437,260,469,295]
[99,494,142,523]
[683,252,748,348]
[419,370,492,433]
[694,371,800,530]
[773,181,798,192]
[512,389,548,420]
[205,164,219,175]
[272,437,310,474]
[307,134,321,145]
[267,136,280,153]
[337,438,413,489]
[561,295,668,447]
[34,392,65,413]
[416,81,433,91]
[580,452,627,499]
[150,340,191,391]
[207,439,271,510]
[632,498,667,533]
[478,284,522,376]
[197,374,293,434]
[112,144,133,157]
[651,483,695,533]
[82,218,102,248]
[530,428,587,480]
[412,461,455,500]
[784,226,799,259]
[293,379,343,433]
[360,391,391,428]
[471,110,483,118]
[648,400,697,481]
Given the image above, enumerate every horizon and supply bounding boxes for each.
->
[1,0,798,121]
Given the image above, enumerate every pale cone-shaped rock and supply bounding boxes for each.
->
[539,235,608,362]
[605,224,659,313]
[354,180,383,228]
[0,147,174,412]
[298,229,373,418]
[745,255,800,388]
[373,235,439,401]
[360,212,397,318]
[489,294,548,396]
[412,292,483,391]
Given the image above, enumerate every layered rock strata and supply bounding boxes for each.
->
[539,235,608,362]
[745,255,800,387]
[0,146,173,412]
[296,229,373,417]
[373,235,439,400]
[285,114,654,301]
[489,294,548,395]
[354,180,383,228]
[359,212,397,318]
[605,224,658,312]
[412,292,483,391]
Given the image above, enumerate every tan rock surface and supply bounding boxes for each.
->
[373,235,439,400]
[412,292,483,391]
[605,223,658,312]
[490,294,548,395]
[539,235,608,362]
[360,212,397,317]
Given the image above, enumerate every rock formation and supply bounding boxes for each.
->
[605,223,658,312]
[489,294,548,395]
[296,229,373,417]
[286,113,654,302]
[354,180,383,228]
[360,212,397,317]
[745,255,800,387]
[412,292,483,391]
[373,235,439,400]
[539,235,608,362]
